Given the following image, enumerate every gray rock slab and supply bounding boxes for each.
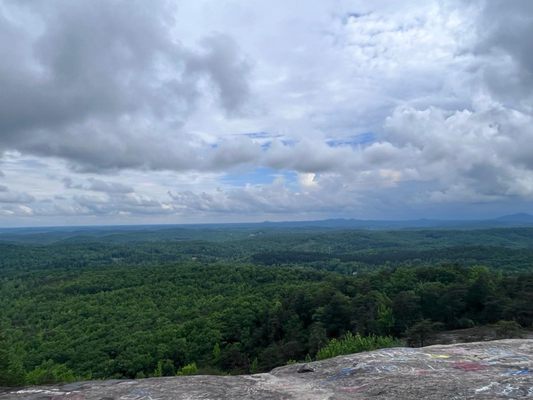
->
[1,339,532,399]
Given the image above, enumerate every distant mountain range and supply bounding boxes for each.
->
[1,213,533,241]
[254,213,533,230]
[494,212,533,223]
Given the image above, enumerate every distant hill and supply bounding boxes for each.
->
[1,213,533,243]
[494,212,533,223]
[258,214,533,229]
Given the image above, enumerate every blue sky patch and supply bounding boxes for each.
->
[221,167,297,188]
[326,132,376,148]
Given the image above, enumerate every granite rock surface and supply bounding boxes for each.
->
[1,339,532,400]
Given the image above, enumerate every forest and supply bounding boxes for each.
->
[1,225,532,386]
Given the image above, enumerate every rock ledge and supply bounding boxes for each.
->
[2,339,532,399]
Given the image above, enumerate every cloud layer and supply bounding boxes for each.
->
[0,0,532,224]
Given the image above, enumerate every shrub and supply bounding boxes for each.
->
[456,317,475,329]
[405,319,435,347]
[316,333,401,361]
[177,362,198,376]
[495,320,522,339]
[26,360,76,385]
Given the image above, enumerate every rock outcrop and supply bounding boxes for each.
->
[2,339,532,399]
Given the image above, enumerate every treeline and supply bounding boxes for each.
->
[1,261,532,386]
[251,245,533,271]
[3,227,533,277]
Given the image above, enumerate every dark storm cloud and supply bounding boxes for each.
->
[0,0,250,170]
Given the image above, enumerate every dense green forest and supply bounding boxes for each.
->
[3,227,533,273]
[1,226,532,386]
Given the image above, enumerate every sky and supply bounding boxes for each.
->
[0,0,532,226]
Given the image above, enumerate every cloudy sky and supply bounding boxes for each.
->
[0,0,532,226]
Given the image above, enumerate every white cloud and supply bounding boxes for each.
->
[1,0,533,224]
